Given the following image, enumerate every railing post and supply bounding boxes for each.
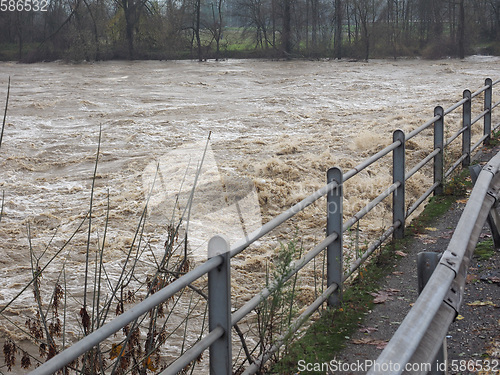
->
[484,78,493,145]
[327,167,343,307]
[208,235,232,375]
[417,252,446,375]
[434,106,445,195]
[393,129,406,239]
[462,89,472,167]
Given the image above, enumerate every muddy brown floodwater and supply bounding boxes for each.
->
[0,57,499,373]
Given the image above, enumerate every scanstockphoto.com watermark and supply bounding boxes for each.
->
[296,358,500,373]
[297,359,435,373]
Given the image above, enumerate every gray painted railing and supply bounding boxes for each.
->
[30,78,500,375]
[368,151,500,375]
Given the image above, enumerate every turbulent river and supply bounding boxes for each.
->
[0,56,499,372]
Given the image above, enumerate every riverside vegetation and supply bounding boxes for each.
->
[1,0,500,62]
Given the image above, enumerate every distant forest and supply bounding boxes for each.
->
[1,0,500,62]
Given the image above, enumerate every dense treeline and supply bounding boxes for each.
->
[1,0,500,61]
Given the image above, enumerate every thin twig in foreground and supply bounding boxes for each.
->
[0,76,10,151]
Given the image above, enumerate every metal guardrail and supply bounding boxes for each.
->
[29,78,500,375]
[368,151,500,375]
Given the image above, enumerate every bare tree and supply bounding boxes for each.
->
[206,0,225,60]
[282,0,292,56]
[115,0,149,58]
[354,0,370,60]
[237,0,275,50]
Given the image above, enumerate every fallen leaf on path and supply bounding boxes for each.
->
[467,300,497,307]
[385,288,401,293]
[376,342,388,350]
[392,271,404,275]
[456,315,465,320]
[425,227,437,231]
[370,289,400,304]
[422,237,438,244]
[415,234,438,244]
[352,337,388,349]
[466,274,478,283]
[395,251,407,257]
[359,326,378,334]
[486,340,500,358]
[441,230,454,239]
[480,271,500,284]
[372,292,390,304]
[371,291,392,304]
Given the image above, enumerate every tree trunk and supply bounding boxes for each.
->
[16,13,23,60]
[458,0,465,58]
[334,0,342,59]
[126,18,134,59]
[312,0,318,50]
[282,0,292,57]
[195,0,202,61]
[122,0,135,59]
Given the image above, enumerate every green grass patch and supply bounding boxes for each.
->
[487,129,500,147]
[474,239,496,261]
[407,195,456,235]
[272,242,401,375]
[443,166,474,197]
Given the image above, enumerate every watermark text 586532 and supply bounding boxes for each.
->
[1,0,48,11]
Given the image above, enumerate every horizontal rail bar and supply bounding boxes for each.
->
[493,100,500,111]
[471,108,489,126]
[231,232,338,325]
[445,126,466,148]
[343,223,398,281]
[242,283,338,375]
[406,148,440,181]
[445,154,468,179]
[406,301,456,375]
[159,326,224,375]
[471,133,490,153]
[406,181,440,218]
[229,180,338,258]
[471,84,489,99]
[443,97,468,116]
[343,182,400,232]
[342,141,402,181]
[406,115,440,141]
[29,256,223,375]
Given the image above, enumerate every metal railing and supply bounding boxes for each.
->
[368,151,500,375]
[30,78,500,375]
